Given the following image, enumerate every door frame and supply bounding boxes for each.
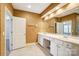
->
[5,7,13,56]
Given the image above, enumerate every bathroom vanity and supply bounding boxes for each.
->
[38,33,79,56]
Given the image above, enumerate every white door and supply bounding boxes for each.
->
[13,17,26,49]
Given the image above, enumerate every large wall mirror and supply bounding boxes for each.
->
[63,21,71,35]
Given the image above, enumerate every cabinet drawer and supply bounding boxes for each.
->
[63,42,73,49]
[55,39,63,45]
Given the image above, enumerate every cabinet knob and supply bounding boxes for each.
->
[57,45,60,48]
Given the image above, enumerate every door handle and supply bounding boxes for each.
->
[11,44,13,46]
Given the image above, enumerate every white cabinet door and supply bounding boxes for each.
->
[64,48,71,56]
[55,39,64,56]
[63,42,72,56]
[38,35,41,44]
[50,40,57,56]
[38,35,44,46]
[57,45,64,56]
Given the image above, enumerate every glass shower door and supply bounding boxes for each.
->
[5,11,12,56]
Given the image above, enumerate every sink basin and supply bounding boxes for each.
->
[63,36,68,38]
[63,34,70,38]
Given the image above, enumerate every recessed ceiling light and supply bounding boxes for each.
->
[27,5,31,8]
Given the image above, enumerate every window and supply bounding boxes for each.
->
[63,21,71,35]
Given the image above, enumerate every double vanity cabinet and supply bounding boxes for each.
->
[38,33,79,56]
[50,38,79,56]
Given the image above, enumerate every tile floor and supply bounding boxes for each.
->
[9,43,48,56]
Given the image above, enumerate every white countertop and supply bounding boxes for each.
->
[38,32,79,45]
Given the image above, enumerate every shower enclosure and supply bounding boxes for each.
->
[5,7,13,56]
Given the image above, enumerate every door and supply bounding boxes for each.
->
[5,8,13,56]
[26,25,37,43]
[13,17,26,49]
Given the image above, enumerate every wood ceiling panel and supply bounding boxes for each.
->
[41,3,59,16]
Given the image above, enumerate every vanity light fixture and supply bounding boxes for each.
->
[44,16,49,20]
[49,13,54,18]
[41,3,67,18]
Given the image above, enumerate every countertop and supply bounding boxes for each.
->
[38,32,79,45]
